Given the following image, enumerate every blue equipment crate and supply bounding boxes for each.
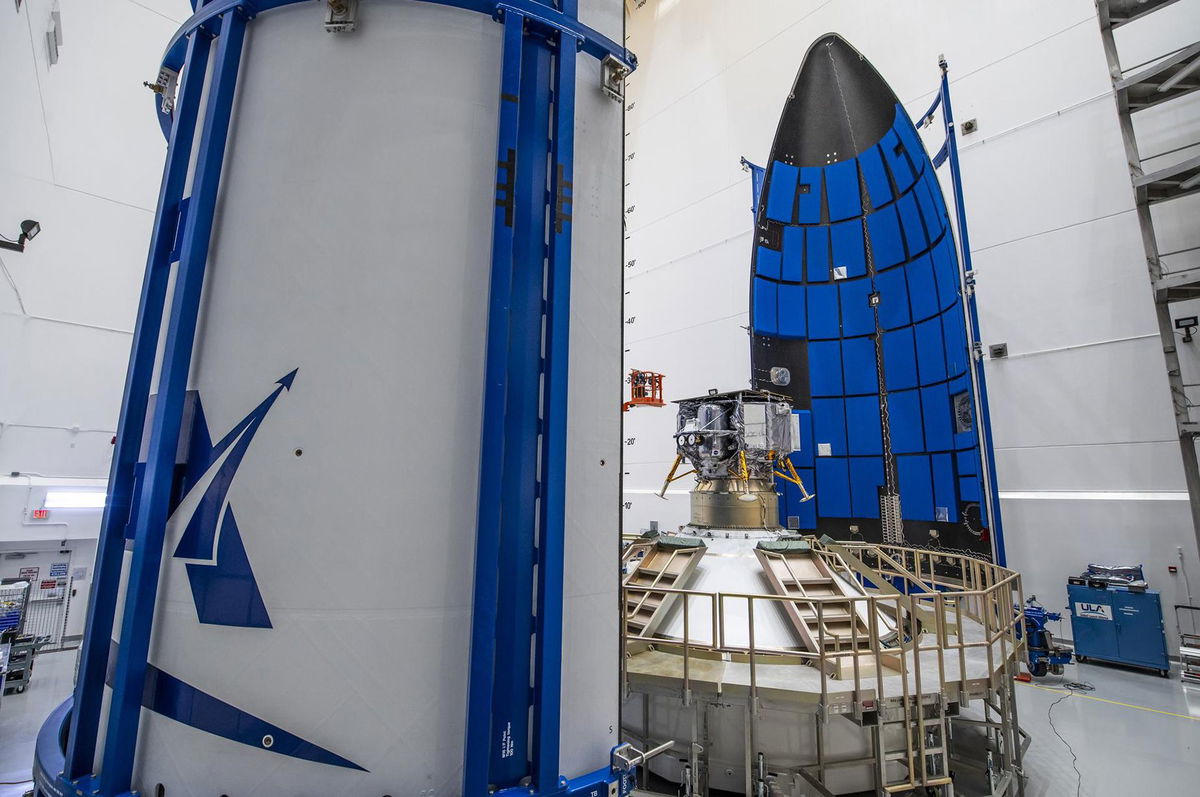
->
[1067,581,1170,676]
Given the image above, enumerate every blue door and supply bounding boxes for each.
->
[1113,590,1169,670]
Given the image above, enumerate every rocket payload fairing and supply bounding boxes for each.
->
[41,3,634,796]
[749,34,993,557]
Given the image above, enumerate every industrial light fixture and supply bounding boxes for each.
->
[44,490,106,509]
[0,219,41,253]
[1177,315,1198,343]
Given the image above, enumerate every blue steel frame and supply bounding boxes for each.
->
[101,12,247,794]
[49,3,635,797]
[933,58,1007,565]
[492,18,553,787]
[61,27,213,790]
[533,2,578,789]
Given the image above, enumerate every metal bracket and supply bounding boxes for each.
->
[602,54,627,102]
[610,740,674,772]
[146,67,180,115]
[324,0,357,33]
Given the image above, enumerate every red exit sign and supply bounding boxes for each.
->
[31,509,49,520]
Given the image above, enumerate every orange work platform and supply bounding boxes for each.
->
[623,369,665,411]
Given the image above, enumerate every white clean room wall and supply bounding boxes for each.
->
[0,0,191,637]
[621,0,1200,647]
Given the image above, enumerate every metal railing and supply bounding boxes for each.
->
[623,541,1024,699]
[621,540,1027,794]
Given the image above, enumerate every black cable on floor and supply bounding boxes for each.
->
[1046,680,1094,797]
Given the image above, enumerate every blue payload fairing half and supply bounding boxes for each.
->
[750,34,992,557]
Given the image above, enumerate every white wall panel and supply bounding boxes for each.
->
[114,0,188,23]
[985,335,1177,448]
[0,314,131,430]
[0,424,116,481]
[956,98,1135,252]
[995,440,1187,493]
[0,2,55,184]
[973,210,1159,355]
[624,177,751,276]
[32,0,183,209]
[625,236,749,342]
[0,172,151,329]
[0,315,128,477]
[625,106,758,232]
[935,19,1112,148]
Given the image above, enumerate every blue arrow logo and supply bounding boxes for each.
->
[105,641,366,771]
[169,369,298,628]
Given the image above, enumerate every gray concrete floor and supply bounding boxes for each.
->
[995,658,1200,797]
[1,653,1199,796]
[0,649,75,797]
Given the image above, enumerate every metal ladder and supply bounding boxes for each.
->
[1097,0,1200,557]
[756,549,876,654]
[872,694,954,796]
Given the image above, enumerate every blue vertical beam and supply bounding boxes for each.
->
[492,20,553,789]
[464,11,525,796]
[62,30,213,783]
[99,12,247,795]
[938,59,1006,565]
[532,17,577,794]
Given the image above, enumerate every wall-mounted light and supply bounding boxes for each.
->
[1176,315,1197,343]
[44,490,106,509]
[0,219,41,253]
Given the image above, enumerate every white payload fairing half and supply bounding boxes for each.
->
[35,2,638,796]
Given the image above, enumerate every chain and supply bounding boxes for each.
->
[830,43,903,544]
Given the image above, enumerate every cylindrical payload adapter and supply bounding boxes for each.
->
[669,389,801,529]
[38,3,633,796]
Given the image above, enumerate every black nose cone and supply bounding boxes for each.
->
[774,34,900,167]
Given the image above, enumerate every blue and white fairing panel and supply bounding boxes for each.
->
[749,34,991,557]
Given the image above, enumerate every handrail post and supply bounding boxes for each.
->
[682,590,691,705]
